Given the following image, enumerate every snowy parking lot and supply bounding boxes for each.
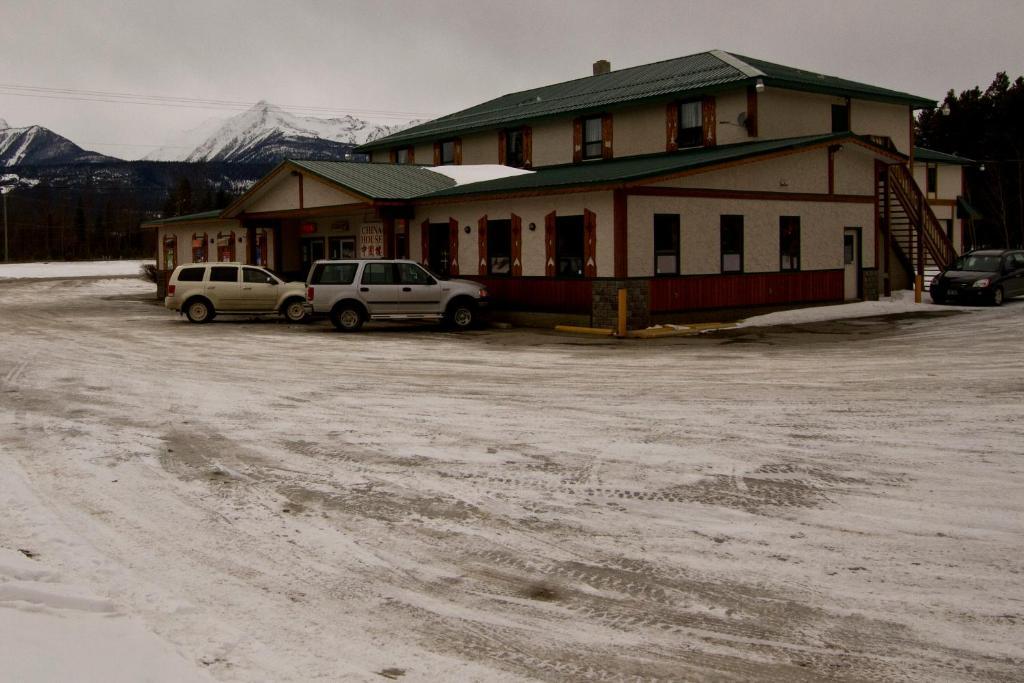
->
[2,273,1023,681]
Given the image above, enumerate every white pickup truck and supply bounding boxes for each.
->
[303,259,488,331]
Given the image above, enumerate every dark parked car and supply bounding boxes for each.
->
[930,249,1024,306]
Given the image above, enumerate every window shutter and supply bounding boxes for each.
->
[666,102,679,152]
[408,147,415,164]
[601,113,613,160]
[702,96,717,147]
[584,209,597,277]
[545,211,557,276]
[522,127,533,169]
[454,139,463,165]
[745,86,758,137]
[511,214,523,277]
[478,215,488,275]
[421,220,430,265]
[498,131,507,166]
[448,217,460,275]
[433,143,441,166]
[572,118,583,163]
[388,149,397,163]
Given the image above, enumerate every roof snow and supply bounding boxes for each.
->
[428,165,534,186]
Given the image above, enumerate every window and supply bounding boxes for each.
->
[253,229,269,266]
[556,215,585,278]
[209,266,239,282]
[926,165,938,194]
[504,129,525,168]
[831,103,850,133]
[192,233,208,263]
[844,234,856,265]
[397,262,436,285]
[162,234,177,270]
[678,101,702,148]
[311,262,358,285]
[487,219,512,275]
[583,116,603,159]
[779,216,800,271]
[177,266,205,282]
[395,146,411,164]
[361,262,395,285]
[328,236,355,260]
[720,215,744,273]
[216,231,235,262]
[243,267,277,284]
[653,214,680,275]
[395,232,407,259]
[440,139,456,165]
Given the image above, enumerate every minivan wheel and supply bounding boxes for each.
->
[447,301,476,330]
[185,299,214,323]
[330,305,364,332]
[992,287,1004,306]
[283,298,307,323]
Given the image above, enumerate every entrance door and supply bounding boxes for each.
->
[844,228,861,301]
[428,223,450,277]
[301,238,326,277]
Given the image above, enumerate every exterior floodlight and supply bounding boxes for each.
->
[755,79,765,93]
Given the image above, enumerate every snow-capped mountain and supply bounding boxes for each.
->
[0,119,118,167]
[145,101,420,164]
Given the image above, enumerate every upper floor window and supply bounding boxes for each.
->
[505,129,525,168]
[394,146,413,164]
[440,140,456,165]
[926,165,938,194]
[831,103,850,133]
[678,101,703,148]
[583,116,603,159]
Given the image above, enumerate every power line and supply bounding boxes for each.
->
[0,83,436,120]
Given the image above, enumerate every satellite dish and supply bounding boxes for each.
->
[737,112,748,127]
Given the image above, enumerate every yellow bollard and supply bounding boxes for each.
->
[617,288,627,337]
[914,275,923,303]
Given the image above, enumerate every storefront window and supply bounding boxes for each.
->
[254,229,269,266]
[163,234,177,270]
[192,233,209,263]
[216,231,235,262]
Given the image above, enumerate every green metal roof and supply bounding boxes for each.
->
[360,50,934,152]
[913,146,975,165]
[420,133,880,199]
[141,209,225,227]
[288,159,455,200]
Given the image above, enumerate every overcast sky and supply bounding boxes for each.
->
[2,0,1022,159]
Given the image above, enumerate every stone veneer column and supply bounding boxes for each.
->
[591,279,650,331]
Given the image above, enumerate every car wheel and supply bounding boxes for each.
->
[930,291,945,305]
[447,301,476,330]
[185,299,214,323]
[330,305,364,332]
[992,287,1004,306]
[283,298,307,323]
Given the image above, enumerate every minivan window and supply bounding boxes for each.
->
[361,263,396,285]
[311,263,358,285]
[177,267,205,282]
[209,266,239,282]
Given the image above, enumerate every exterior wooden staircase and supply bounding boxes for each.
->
[877,163,958,292]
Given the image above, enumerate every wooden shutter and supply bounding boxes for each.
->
[522,127,533,169]
[448,217,460,275]
[584,209,597,278]
[497,131,507,166]
[745,86,758,137]
[702,96,717,147]
[454,139,463,165]
[601,113,613,160]
[433,143,441,166]
[421,219,430,265]
[407,146,415,164]
[572,118,583,163]
[478,215,488,275]
[511,214,523,277]
[544,211,557,276]
[388,149,397,163]
[666,102,679,152]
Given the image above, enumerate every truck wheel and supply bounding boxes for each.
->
[446,300,476,330]
[283,298,308,323]
[185,298,215,323]
[330,304,364,332]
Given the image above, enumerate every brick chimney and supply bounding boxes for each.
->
[593,59,611,76]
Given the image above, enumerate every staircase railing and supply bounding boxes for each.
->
[886,163,957,270]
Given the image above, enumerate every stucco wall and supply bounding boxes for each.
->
[244,173,363,213]
[714,89,752,146]
[833,146,879,195]
[851,100,911,154]
[303,175,364,208]
[460,131,499,165]
[913,162,962,199]
[627,195,874,277]
[157,220,249,269]
[414,142,434,165]
[413,191,614,277]
[530,119,573,167]
[613,105,666,158]
[653,147,831,194]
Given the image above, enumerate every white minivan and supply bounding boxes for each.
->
[164,263,308,323]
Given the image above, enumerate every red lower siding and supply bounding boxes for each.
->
[463,276,592,313]
[650,270,844,313]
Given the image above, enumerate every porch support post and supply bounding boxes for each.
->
[916,191,925,303]
[882,166,892,296]
[613,189,627,278]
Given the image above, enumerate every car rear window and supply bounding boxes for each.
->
[361,263,395,285]
[209,266,239,282]
[177,267,205,282]
[311,263,358,285]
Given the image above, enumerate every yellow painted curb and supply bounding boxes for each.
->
[553,325,614,336]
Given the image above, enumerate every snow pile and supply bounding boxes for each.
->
[0,547,210,682]
[0,260,153,280]
[737,290,976,328]
[429,165,534,186]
